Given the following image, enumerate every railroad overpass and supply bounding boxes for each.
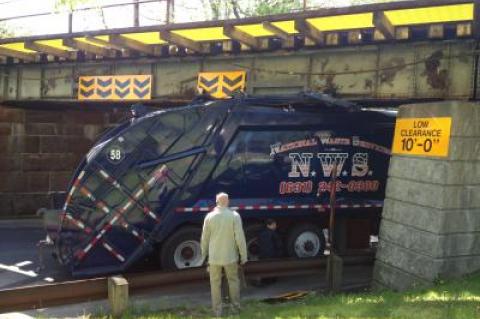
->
[0,0,479,216]
[0,0,479,104]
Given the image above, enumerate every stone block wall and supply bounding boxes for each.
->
[373,101,480,291]
[0,105,124,217]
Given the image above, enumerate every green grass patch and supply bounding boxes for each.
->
[94,271,480,319]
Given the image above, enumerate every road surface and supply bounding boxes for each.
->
[0,219,71,290]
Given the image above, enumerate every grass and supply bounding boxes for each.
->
[93,271,480,319]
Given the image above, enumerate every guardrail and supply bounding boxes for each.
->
[0,253,374,313]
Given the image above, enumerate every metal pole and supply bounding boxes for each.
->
[133,0,140,27]
[328,162,338,252]
[326,161,343,293]
[68,12,73,33]
[472,0,480,99]
[166,0,170,24]
[166,0,174,24]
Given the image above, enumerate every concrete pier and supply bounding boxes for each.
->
[373,101,480,291]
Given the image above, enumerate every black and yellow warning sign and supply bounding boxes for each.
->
[197,71,246,99]
[392,117,452,157]
[78,75,152,100]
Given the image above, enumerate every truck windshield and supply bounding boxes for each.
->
[83,106,206,163]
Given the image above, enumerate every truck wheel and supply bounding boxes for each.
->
[286,223,325,258]
[160,227,203,270]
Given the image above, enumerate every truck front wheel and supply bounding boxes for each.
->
[160,226,203,270]
[286,223,325,258]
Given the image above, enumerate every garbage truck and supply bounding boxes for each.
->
[44,93,396,277]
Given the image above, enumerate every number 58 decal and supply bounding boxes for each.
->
[107,146,124,163]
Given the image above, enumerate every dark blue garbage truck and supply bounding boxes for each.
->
[45,93,396,277]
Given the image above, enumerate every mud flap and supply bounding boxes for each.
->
[334,217,371,253]
[38,208,62,242]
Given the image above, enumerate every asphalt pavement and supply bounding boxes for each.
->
[0,219,71,290]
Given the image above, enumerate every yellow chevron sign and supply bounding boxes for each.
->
[78,75,152,100]
[197,71,246,99]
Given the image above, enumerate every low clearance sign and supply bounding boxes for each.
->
[392,117,452,157]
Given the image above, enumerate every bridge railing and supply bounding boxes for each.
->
[0,0,173,37]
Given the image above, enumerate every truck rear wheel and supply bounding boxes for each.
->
[245,224,263,261]
[160,226,203,270]
[286,223,325,258]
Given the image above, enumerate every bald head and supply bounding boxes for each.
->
[216,192,229,208]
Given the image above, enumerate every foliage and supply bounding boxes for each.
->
[241,0,304,17]
[196,0,401,21]
[350,0,397,4]
[93,270,480,319]
[54,0,107,29]
[0,22,15,39]
[199,0,303,20]
[54,0,93,11]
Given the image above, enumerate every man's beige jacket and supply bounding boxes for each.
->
[201,207,248,266]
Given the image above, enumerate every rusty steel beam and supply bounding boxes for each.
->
[62,39,117,58]
[159,30,204,53]
[0,254,373,313]
[373,11,395,40]
[109,34,157,55]
[262,21,295,48]
[0,47,36,62]
[473,0,480,38]
[85,36,125,52]
[223,24,261,49]
[262,22,291,41]
[24,41,74,60]
[295,19,324,45]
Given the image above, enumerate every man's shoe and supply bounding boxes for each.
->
[213,306,223,318]
[230,304,241,316]
[230,308,240,316]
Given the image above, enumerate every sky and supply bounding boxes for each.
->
[0,0,355,38]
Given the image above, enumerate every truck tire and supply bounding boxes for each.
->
[286,223,325,258]
[245,224,263,261]
[160,226,203,270]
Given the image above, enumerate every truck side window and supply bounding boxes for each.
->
[243,131,275,180]
[209,133,246,196]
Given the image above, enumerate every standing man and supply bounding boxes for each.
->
[253,218,283,286]
[259,219,283,260]
[201,192,248,317]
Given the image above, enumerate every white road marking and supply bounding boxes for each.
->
[14,261,32,267]
[0,313,35,319]
[0,263,37,278]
